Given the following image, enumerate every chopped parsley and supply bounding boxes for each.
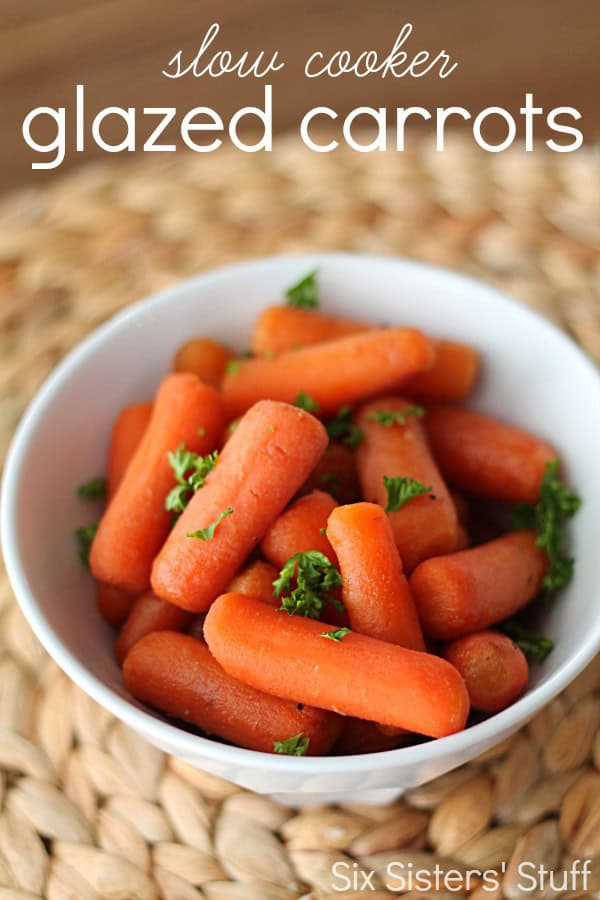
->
[326,405,364,449]
[166,445,218,515]
[367,404,425,427]
[320,627,351,642]
[501,619,555,663]
[293,391,320,413]
[274,732,310,756]
[285,270,319,309]
[76,476,107,500]
[511,459,581,605]
[225,359,242,376]
[383,475,433,512]
[273,550,343,619]
[74,522,98,568]
[187,507,233,541]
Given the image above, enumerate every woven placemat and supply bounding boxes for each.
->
[0,136,599,899]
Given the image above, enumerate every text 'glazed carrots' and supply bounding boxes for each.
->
[77,270,579,759]
[205,593,470,738]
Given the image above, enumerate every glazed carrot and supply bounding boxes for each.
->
[123,631,341,755]
[151,401,329,612]
[204,593,470,738]
[303,442,360,504]
[326,503,424,650]
[455,524,471,551]
[115,593,193,664]
[334,718,405,755]
[261,491,338,570]
[173,338,233,388]
[355,397,459,572]
[425,407,557,504]
[222,328,435,418]
[403,341,479,402]
[90,373,225,595]
[107,402,153,499]
[251,306,366,355]
[251,308,478,401]
[443,631,529,713]
[96,582,134,626]
[410,530,548,640]
[228,560,279,605]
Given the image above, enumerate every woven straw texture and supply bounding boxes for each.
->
[0,136,599,899]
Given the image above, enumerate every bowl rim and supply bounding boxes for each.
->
[3,251,600,774]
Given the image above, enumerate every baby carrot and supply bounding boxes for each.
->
[115,593,193,664]
[96,582,135,627]
[173,337,233,388]
[326,502,424,650]
[303,442,361,504]
[151,400,329,612]
[123,631,341,755]
[443,631,529,713]
[222,328,435,418]
[334,718,405,755]
[90,373,225,595]
[251,307,478,401]
[425,406,557,504]
[228,560,280,605]
[204,593,470,738]
[410,530,548,640]
[107,402,153,499]
[355,397,459,572]
[251,306,366,355]
[261,490,338,570]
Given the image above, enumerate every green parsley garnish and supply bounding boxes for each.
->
[225,359,241,376]
[273,550,343,619]
[293,391,320,413]
[511,459,581,605]
[197,426,207,437]
[274,732,310,756]
[74,522,98,567]
[166,445,218,515]
[187,507,233,541]
[76,476,107,500]
[383,475,433,512]
[285,270,319,309]
[326,405,364,449]
[320,627,351,642]
[501,619,555,663]
[367,405,425,427]
[229,421,239,433]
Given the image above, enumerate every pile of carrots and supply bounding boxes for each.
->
[76,271,579,757]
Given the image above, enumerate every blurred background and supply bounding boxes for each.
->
[2,0,599,192]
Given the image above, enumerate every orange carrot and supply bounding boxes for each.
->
[115,593,193,664]
[151,400,329,612]
[107,402,153,499]
[410,530,548,640]
[222,328,435,418]
[303,442,361,504]
[443,631,529,713]
[173,338,233,388]
[90,373,225,595]
[326,502,424,650]
[261,491,338,570]
[334,718,405,755]
[455,524,471,551]
[403,341,479,402]
[251,307,478,401]
[204,593,470,738]
[355,397,459,571]
[96,582,135,627]
[228,560,279,605]
[425,406,557,504]
[123,631,341,755]
[252,306,366,355]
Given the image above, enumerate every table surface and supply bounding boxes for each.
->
[0,135,599,898]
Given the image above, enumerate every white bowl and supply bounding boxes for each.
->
[2,253,600,806]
